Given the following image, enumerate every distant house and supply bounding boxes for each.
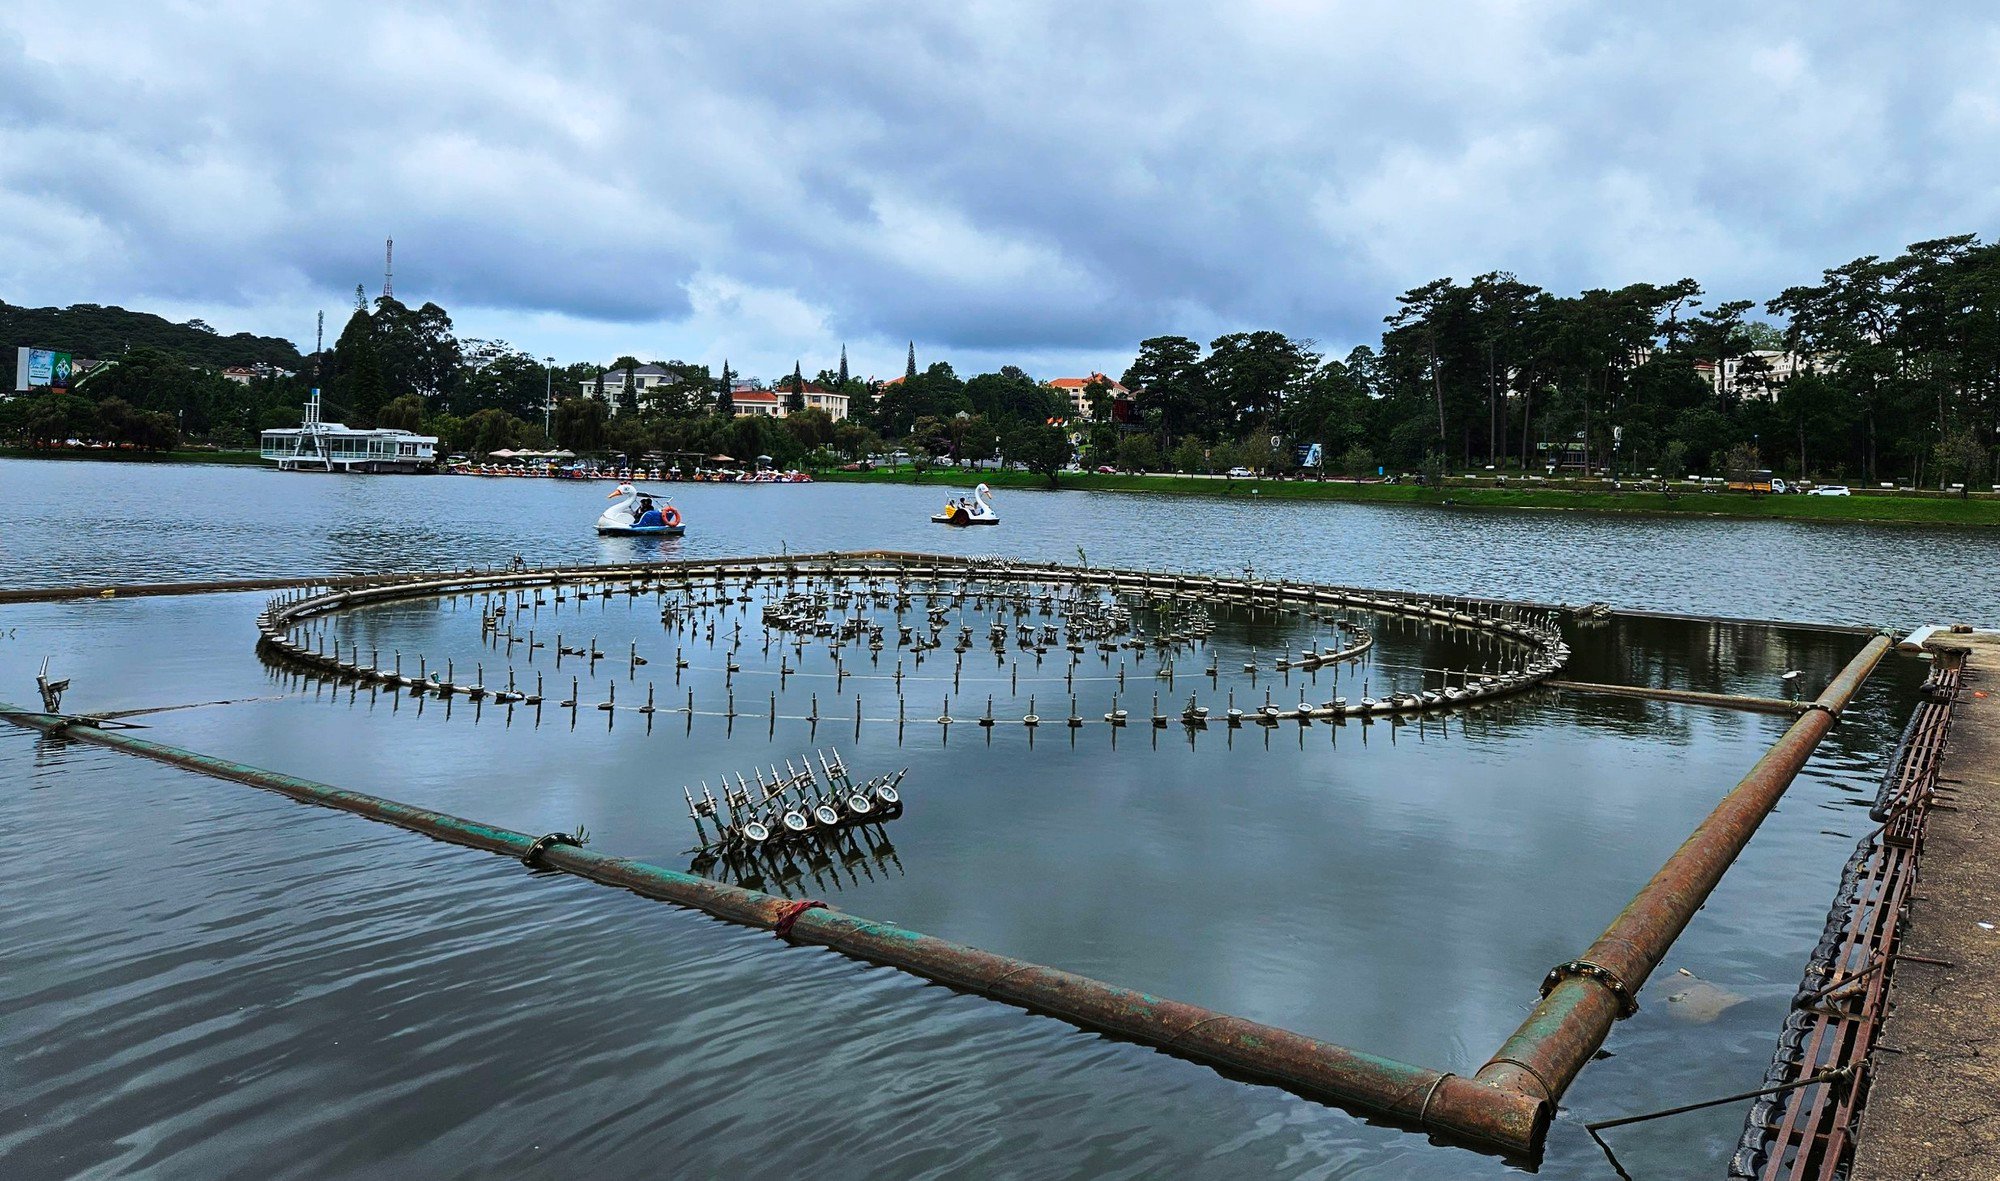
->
[1046,373,1128,418]
[583,363,684,415]
[731,387,783,418]
[1694,350,1823,402]
[220,362,295,385]
[731,381,850,422]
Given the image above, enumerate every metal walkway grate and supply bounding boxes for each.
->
[1734,654,1962,1180]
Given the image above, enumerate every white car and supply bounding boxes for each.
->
[1808,485,1851,496]
[1226,466,1255,478]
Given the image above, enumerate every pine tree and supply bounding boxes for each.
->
[717,360,734,416]
[905,341,917,381]
[838,345,849,389]
[787,361,806,414]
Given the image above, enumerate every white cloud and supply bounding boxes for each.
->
[3,1,1999,380]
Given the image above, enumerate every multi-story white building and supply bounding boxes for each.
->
[1694,350,1824,401]
[582,363,684,415]
[1046,373,1127,418]
[729,382,849,422]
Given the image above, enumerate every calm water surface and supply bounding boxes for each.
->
[0,459,1983,1178]
[2,458,1994,623]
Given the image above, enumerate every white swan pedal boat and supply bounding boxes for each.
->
[597,483,686,536]
[931,482,999,527]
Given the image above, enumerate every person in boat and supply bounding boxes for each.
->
[634,496,667,528]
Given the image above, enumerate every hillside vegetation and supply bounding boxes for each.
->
[1,300,303,369]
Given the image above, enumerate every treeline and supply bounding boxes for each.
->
[1112,233,2000,489]
[7,232,2000,488]
[0,299,303,370]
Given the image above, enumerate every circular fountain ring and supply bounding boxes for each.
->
[252,552,1570,723]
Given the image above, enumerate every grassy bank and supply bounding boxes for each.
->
[0,446,268,467]
[819,466,2000,527]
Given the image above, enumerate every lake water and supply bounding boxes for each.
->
[0,458,1988,1179]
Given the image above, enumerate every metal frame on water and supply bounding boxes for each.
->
[0,550,1893,1164]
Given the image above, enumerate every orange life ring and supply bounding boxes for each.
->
[662,506,683,527]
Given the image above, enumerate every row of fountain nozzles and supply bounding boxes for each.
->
[684,750,907,852]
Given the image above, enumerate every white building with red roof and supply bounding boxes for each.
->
[1046,373,1128,418]
[729,382,849,421]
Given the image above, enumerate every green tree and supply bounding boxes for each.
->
[611,355,642,416]
[377,394,424,433]
[606,414,653,460]
[1122,336,1208,443]
[787,361,806,415]
[1081,375,1114,422]
[830,420,879,462]
[326,309,388,425]
[908,415,951,475]
[967,366,1057,427]
[1202,331,1318,428]
[1115,434,1158,472]
[554,396,608,452]
[20,394,100,447]
[1935,427,1989,495]
[874,362,968,436]
[1002,422,1072,487]
[784,407,836,462]
[463,407,523,457]
[1658,440,1689,480]
[93,397,180,450]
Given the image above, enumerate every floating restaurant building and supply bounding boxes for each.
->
[258,390,438,473]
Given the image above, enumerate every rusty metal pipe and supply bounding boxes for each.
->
[0,701,1543,1159]
[1473,634,1892,1109]
[1546,679,1808,715]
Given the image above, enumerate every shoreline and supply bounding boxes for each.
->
[0,446,267,467]
[7,447,1996,526]
[819,467,2000,527]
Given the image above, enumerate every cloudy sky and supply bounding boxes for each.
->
[1,2,1993,382]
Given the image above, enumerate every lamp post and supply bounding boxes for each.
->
[543,357,556,441]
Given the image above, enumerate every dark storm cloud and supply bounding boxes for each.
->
[2,1,1998,371]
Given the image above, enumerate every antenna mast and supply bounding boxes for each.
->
[383,237,394,301]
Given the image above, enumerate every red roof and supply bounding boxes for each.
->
[732,389,779,403]
[1049,372,1125,391]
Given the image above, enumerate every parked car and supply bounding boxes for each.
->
[1809,484,1851,496]
[1095,465,1117,474]
[1226,466,1255,478]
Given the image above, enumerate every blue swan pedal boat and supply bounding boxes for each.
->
[597,483,686,536]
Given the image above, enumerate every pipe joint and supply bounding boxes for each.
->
[1541,958,1640,1018]
[522,831,585,866]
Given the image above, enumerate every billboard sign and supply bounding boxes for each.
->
[14,347,74,392]
[1295,442,1323,468]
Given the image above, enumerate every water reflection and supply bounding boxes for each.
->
[6,457,2000,627]
[0,469,1950,1180]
